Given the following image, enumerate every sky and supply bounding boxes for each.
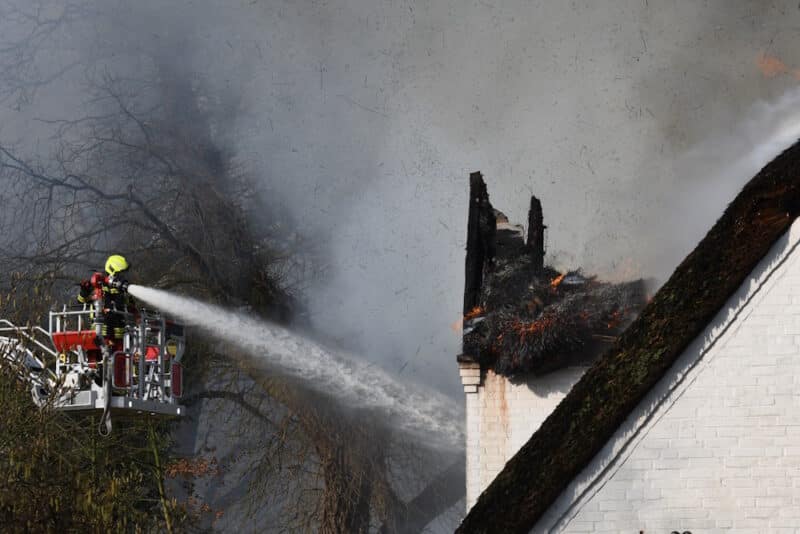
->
[3,0,800,398]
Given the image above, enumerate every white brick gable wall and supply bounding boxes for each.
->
[459,362,586,510]
[534,219,800,533]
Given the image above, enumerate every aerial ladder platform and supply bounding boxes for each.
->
[0,285,185,434]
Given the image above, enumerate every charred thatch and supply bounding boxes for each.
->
[463,258,647,377]
[461,173,647,377]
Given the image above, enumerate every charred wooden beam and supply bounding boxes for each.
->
[526,195,545,271]
[463,171,496,315]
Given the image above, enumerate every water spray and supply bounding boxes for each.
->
[127,285,464,448]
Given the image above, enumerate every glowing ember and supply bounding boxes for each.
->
[511,317,556,340]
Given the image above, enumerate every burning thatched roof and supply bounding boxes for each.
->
[457,145,800,533]
[459,173,648,378]
[463,260,647,377]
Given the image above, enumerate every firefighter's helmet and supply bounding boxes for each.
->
[105,255,130,276]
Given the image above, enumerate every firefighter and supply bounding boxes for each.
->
[78,254,134,340]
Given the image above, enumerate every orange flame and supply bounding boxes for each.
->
[451,306,484,332]
[550,273,566,289]
[465,306,483,320]
[757,52,800,80]
[758,52,788,77]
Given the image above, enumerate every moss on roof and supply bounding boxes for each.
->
[457,141,800,533]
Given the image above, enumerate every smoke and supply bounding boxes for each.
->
[4,0,800,398]
[227,0,800,396]
[641,87,800,281]
[128,284,464,449]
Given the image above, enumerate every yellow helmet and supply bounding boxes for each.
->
[105,254,130,276]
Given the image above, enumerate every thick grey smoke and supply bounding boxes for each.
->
[3,0,800,399]
[227,0,800,396]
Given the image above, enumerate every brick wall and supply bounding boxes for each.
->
[535,220,800,533]
[460,363,586,510]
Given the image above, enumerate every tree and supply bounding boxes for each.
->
[0,282,187,532]
[0,2,465,530]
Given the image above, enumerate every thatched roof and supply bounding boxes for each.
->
[457,143,800,533]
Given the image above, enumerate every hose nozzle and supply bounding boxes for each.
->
[108,277,129,292]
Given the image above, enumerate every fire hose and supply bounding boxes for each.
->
[100,347,113,436]
[93,299,113,436]
[94,276,130,436]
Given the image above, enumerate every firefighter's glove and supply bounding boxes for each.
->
[109,277,129,292]
[79,280,92,299]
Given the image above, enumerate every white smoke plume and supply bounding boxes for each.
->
[641,87,800,281]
